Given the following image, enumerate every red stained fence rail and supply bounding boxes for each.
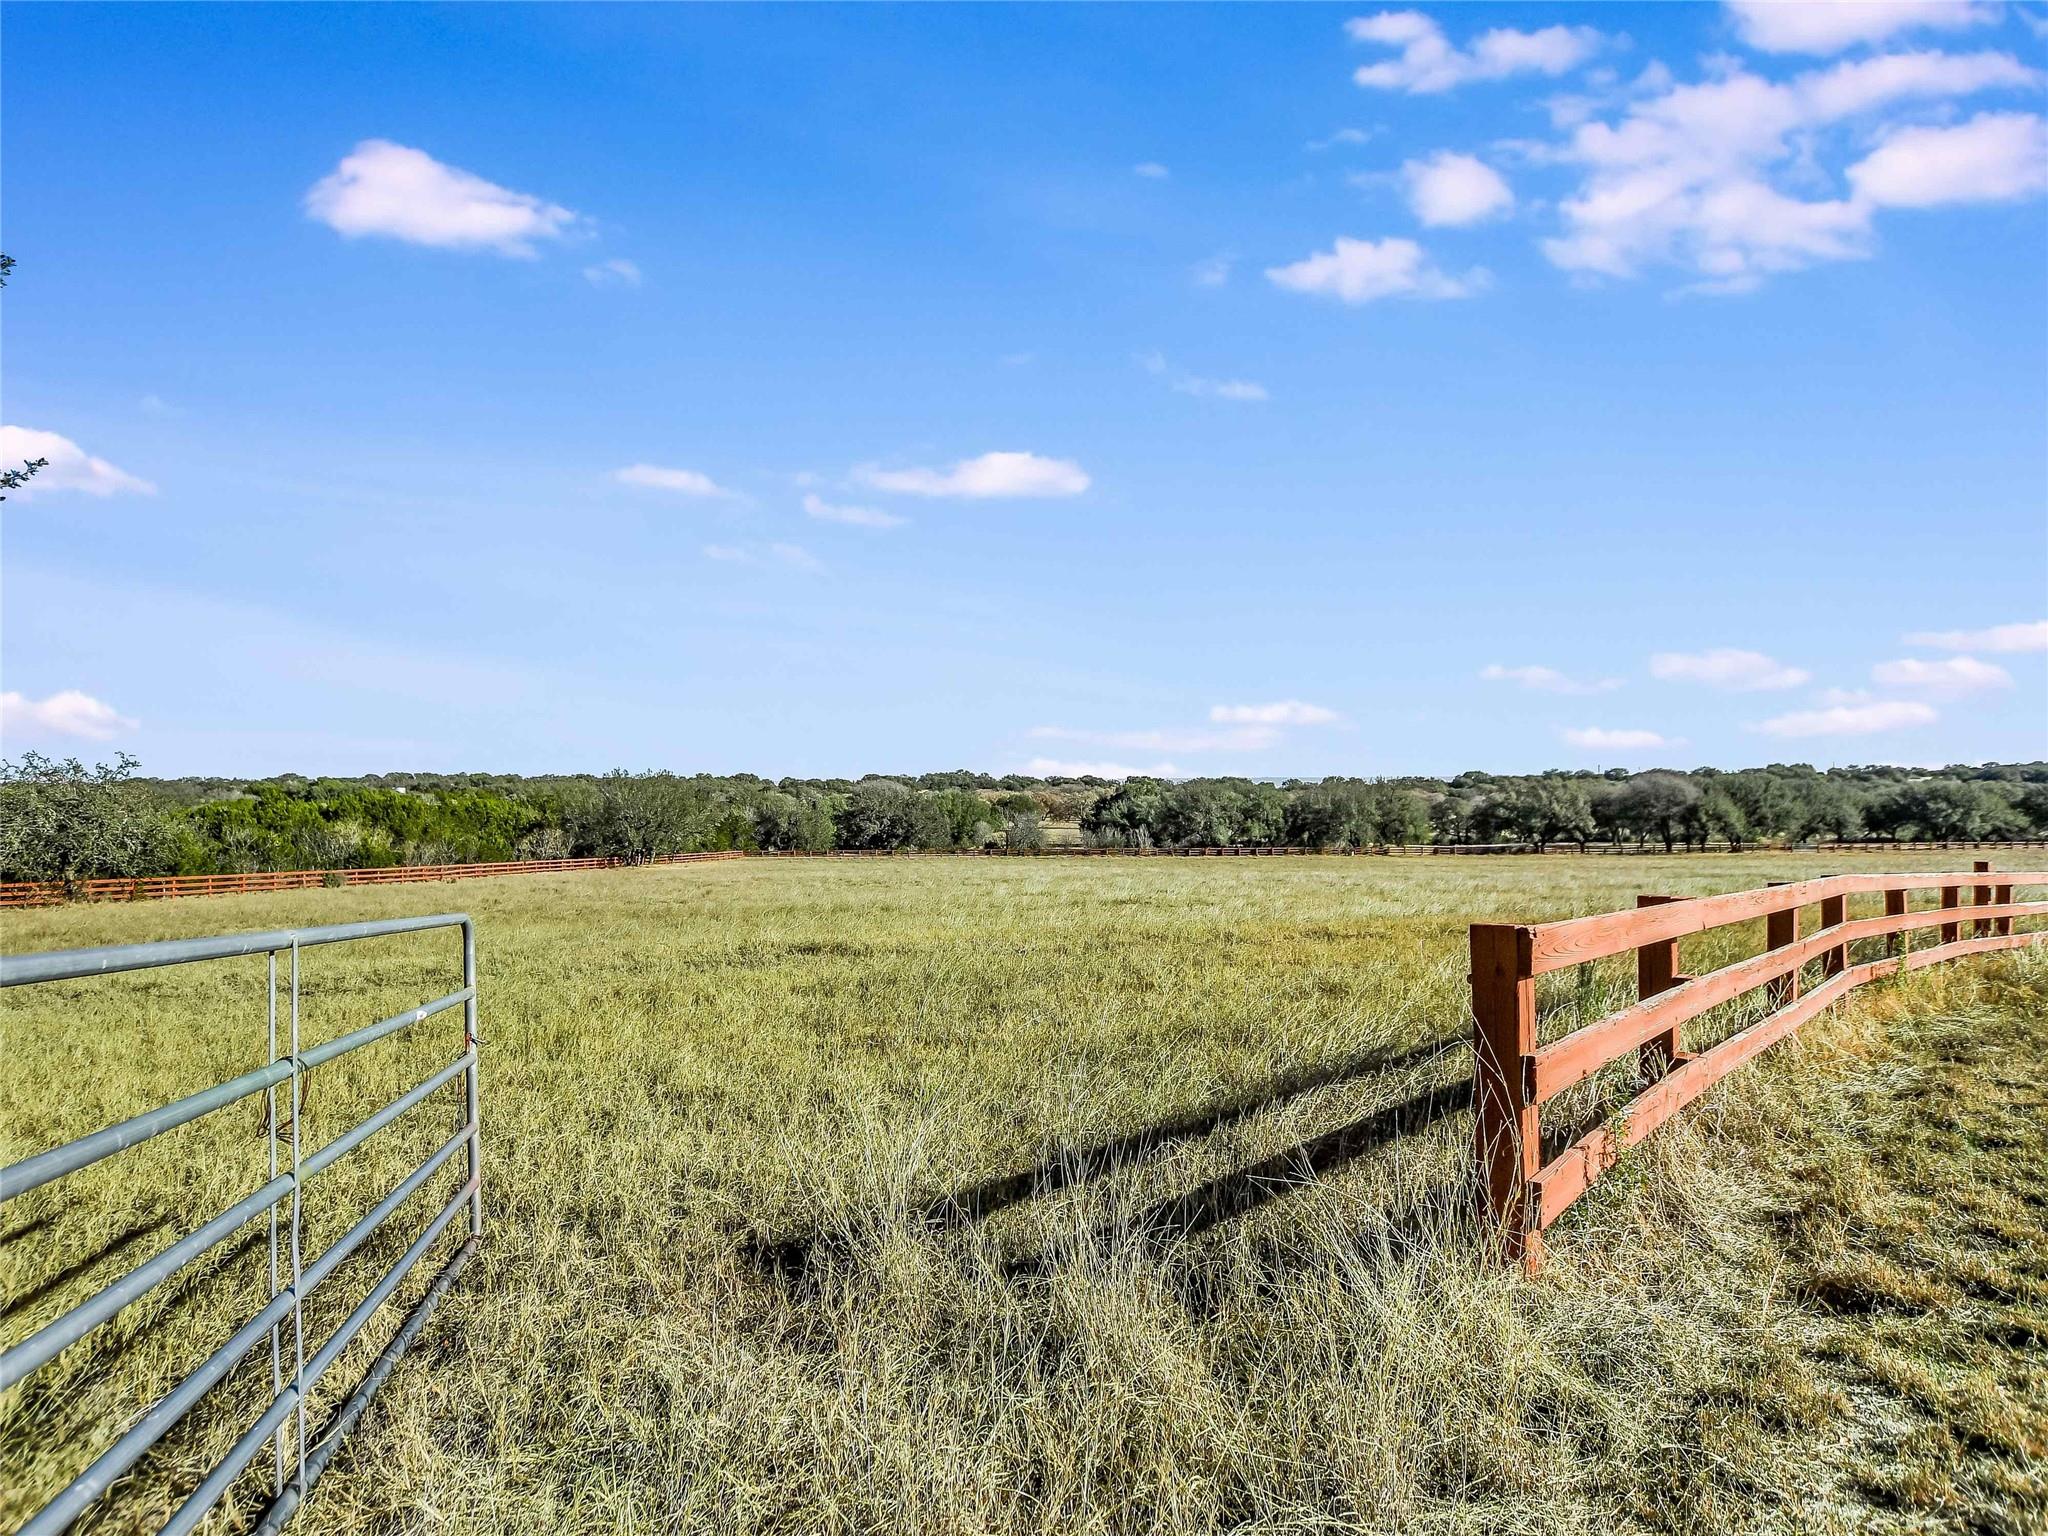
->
[0,852,743,909]
[1471,861,2048,1269]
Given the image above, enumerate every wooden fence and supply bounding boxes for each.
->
[0,851,744,909]
[1470,861,2048,1269]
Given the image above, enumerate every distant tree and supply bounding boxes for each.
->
[1429,794,1475,845]
[1499,778,1594,851]
[0,752,178,885]
[1794,779,1863,842]
[835,779,923,850]
[1690,786,1749,850]
[1618,772,1699,853]
[1003,809,1045,850]
[1081,777,1167,847]
[1358,781,1429,846]
[1903,779,1993,841]
[1725,772,1797,843]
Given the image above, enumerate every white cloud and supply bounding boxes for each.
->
[1,689,138,741]
[1871,655,2013,693]
[1134,162,1172,180]
[1902,619,2048,652]
[1541,52,2042,289]
[1726,0,1997,55]
[1848,111,2048,207]
[1650,648,1811,690]
[701,542,820,571]
[1023,757,1181,780]
[1140,352,1269,401]
[583,258,642,288]
[0,425,155,499]
[1209,700,1340,726]
[305,139,579,256]
[1752,699,1939,736]
[1190,252,1238,288]
[614,463,737,498]
[1348,11,1604,93]
[1307,127,1377,151]
[802,492,906,529]
[857,451,1090,499]
[1560,726,1676,751]
[1480,663,1622,695]
[1403,151,1515,226]
[1265,236,1485,304]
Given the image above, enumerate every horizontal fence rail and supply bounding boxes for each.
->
[1471,862,2048,1270]
[0,914,485,1534]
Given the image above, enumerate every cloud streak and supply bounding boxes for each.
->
[858,451,1089,499]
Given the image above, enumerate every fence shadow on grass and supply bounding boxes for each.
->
[1,1214,173,1323]
[745,1034,1468,1285]
[1008,1078,1474,1285]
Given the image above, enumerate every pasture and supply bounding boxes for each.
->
[3,855,2043,1535]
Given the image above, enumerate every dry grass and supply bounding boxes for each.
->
[2,853,2042,1535]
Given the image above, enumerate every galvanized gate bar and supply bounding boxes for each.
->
[0,912,479,986]
[1,913,483,1536]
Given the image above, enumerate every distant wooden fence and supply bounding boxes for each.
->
[0,852,744,909]
[1471,861,2048,1270]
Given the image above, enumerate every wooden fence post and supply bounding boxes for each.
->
[1765,881,1800,1008]
[1941,883,1961,945]
[1973,860,1993,939]
[1819,886,1847,978]
[1471,923,1540,1271]
[1636,895,1689,1078]
[1885,887,1908,958]
[1994,878,2013,937]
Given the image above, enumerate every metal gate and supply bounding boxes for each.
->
[1,913,483,1534]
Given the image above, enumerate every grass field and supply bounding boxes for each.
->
[3,855,2044,1535]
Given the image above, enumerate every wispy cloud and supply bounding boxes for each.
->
[803,492,906,529]
[1307,127,1376,151]
[614,463,738,498]
[1209,700,1340,726]
[305,139,580,256]
[1480,663,1621,695]
[2,688,138,740]
[1347,11,1604,94]
[1650,648,1810,691]
[1901,619,2048,653]
[1265,236,1485,304]
[1140,352,1269,402]
[1133,161,1171,180]
[1751,699,1939,736]
[1871,655,2012,694]
[1190,252,1237,288]
[0,425,155,499]
[857,451,1089,499]
[583,258,642,288]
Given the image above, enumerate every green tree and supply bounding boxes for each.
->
[0,752,178,884]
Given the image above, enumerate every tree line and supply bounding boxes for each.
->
[2,752,2044,884]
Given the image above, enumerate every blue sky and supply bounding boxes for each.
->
[4,1,2045,780]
